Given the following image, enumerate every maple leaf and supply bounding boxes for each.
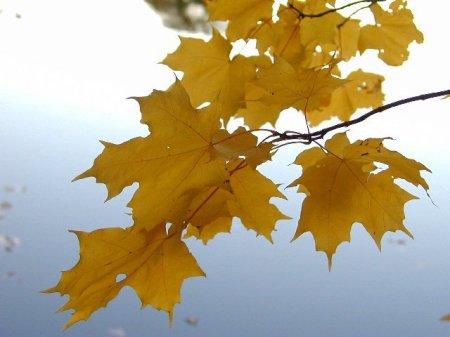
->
[184,161,288,243]
[44,226,204,328]
[270,1,344,67]
[248,57,344,117]
[336,19,360,60]
[228,164,289,241]
[205,0,273,41]
[163,30,268,120]
[76,80,273,233]
[269,6,304,65]
[183,186,235,243]
[237,82,289,128]
[76,81,229,231]
[358,0,424,65]
[290,133,429,266]
[298,0,344,48]
[309,70,384,125]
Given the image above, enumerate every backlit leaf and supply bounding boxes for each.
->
[45,226,204,328]
[290,133,429,266]
[358,0,424,65]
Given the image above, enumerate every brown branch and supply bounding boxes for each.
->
[267,89,450,144]
[312,89,450,139]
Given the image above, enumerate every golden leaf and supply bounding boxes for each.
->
[291,133,429,266]
[358,0,424,65]
[309,70,385,125]
[205,0,273,41]
[45,227,204,328]
[163,30,268,119]
[228,165,289,241]
[250,57,344,114]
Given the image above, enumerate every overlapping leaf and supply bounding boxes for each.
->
[358,0,423,65]
[205,0,273,41]
[184,162,288,243]
[45,227,204,328]
[50,79,287,325]
[228,164,289,241]
[309,70,384,125]
[247,57,344,117]
[163,30,268,119]
[290,133,429,265]
[76,80,229,231]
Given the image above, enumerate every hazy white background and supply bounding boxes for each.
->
[0,0,450,336]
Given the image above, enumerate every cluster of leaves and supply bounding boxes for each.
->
[47,0,446,328]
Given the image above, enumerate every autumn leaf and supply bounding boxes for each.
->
[163,30,269,119]
[290,133,429,266]
[298,0,344,48]
[248,57,344,116]
[76,81,231,231]
[184,161,288,243]
[205,0,273,41]
[183,186,235,244]
[44,226,204,328]
[336,19,360,60]
[236,83,282,128]
[358,0,424,65]
[228,164,289,241]
[309,70,384,125]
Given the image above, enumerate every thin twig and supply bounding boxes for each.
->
[288,0,385,19]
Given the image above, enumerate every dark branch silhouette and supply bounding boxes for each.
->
[267,89,450,145]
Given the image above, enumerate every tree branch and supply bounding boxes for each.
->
[288,0,384,19]
[269,89,450,144]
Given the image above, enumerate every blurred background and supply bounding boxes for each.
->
[1,0,450,336]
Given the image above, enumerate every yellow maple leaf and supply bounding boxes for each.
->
[309,69,384,125]
[77,81,266,232]
[270,6,305,65]
[271,1,345,67]
[44,226,204,328]
[228,165,289,241]
[184,186,234,243]
[290,133,429,266]
[184,160,288,243]
[163,30,268,119]
[249,57,344,115]
[358,0,424,65]
[77,83,224,231]
[299,0,344,47]
[236,83,283,128]
[205,0,273,41]
[336,19,360,60]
